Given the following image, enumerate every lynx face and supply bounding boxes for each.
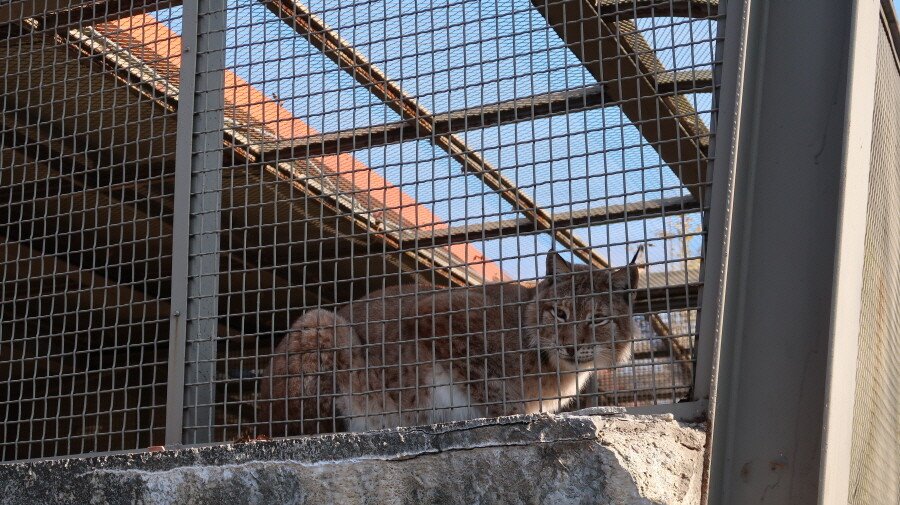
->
[531,252,638,373]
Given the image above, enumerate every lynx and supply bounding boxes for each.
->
[259,250,640,435]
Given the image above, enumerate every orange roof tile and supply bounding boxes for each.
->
[95,13,509,282]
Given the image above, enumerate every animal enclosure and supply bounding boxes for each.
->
[0,0,720,459]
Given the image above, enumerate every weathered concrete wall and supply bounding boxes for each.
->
[0,410,704,505]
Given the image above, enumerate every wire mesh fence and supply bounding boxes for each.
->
[1,0,722,459]
[190,0,719,444]
[848,15,900,505]
[0,2,182,461]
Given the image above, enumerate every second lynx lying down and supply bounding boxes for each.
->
[260,251,640,435]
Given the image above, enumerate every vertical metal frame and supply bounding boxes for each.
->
[818,1,880,503]
[184,0,226,446]
[166,0,226,447]
[625,0,726,423]
[702,0,881,503]
[165,0,200,447]
[691,2,732,409]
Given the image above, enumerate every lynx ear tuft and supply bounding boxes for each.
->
[629,245,644,266]
[611,247,643,292]
[546,250,573,277]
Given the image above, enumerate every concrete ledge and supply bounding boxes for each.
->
[0,411,705,504]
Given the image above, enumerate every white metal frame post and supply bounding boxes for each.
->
[703,0,881,503]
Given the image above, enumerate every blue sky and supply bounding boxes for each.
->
[153,1,715,280]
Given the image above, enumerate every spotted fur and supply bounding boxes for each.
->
[259,252,639,435]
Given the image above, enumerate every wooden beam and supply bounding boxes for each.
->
[261,70,711,160]
[0,112,250,341]
[533,0,711,201]
[263,84,607,160]
[405,196,701,248]
[0,236,165,348]
[656,69,714,95]
[596,0,718,21]
[0,0,179,27]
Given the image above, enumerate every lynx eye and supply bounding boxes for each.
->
[591,315,611,327]
[552,307,569,322]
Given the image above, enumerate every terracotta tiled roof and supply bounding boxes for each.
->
[95,13,509,283]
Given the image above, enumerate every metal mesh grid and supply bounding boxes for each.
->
[195,0,719,442]
[0,0,722,457]
[848,18,900,505]
[0,3,180,461]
